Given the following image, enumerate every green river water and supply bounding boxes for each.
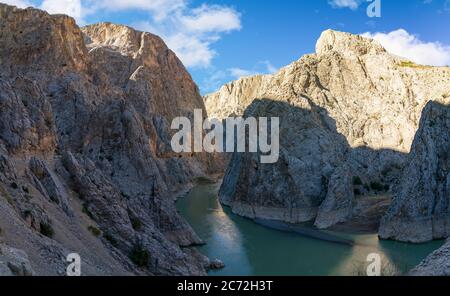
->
[177,182,444,276]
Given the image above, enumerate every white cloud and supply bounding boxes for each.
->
[132,3,241,68]
[180,4,241,33]
[201,60,277,93]
[0,0,32,8]
[228,60,277,80]
[261,60,277,73]
[228,68,258,78]
[328,0,360,10]
[40,0,84,23]
[92,0,186,20]
[362,29,450,66]
[165,33,216,69]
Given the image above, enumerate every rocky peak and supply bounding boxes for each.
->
[315,29,386,58]
[82,22,202,119]
[82,22,166,58]
[0,4,88,76]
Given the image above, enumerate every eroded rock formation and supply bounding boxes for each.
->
[380,101,449,243]
[205,29,450,233]
[410,239,450,276]
[0,4,213,275]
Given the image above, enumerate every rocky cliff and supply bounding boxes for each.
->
[410,238,450,276]
[205,30,450,234]
[0,4,213,275]
[379,101,449,243]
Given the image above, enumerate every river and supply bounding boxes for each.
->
[177,182,444,276]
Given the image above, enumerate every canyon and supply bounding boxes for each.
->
[205,29,449,240]
[0,3,449,276]
[205,30,449,275]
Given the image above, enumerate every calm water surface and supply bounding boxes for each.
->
[177,183,443,276]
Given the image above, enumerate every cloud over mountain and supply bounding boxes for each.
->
[362,29,450,66]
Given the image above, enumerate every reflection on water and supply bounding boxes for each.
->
[177,183,444,276]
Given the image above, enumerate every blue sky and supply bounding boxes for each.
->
[3,0,450,93]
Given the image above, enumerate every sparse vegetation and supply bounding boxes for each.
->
[104,233,118,247]
[353,176,363,186]
[127,209,143,231]
[130,242,149,267]
[88,226,101,237]
[82,202,94,219]
[10,182,18,190]
[398,61,430,69]
[22,186,29,193]
[40,222,54,238]
[370,181,384,192]
[381,167,391,177]
[130,216,143,232]
[23,210,32,219]
[194,176,215,185]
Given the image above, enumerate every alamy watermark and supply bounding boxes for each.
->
[366,253,381,276]
[171,109,280,164]
[367,0,381,18]
[66,253,81,276]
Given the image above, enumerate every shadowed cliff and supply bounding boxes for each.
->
[219,98,407,232]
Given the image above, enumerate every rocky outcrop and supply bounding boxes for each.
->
[0,4,213,275]
[379,101,450,243]
[410,239,450,276]
[314,165,354,229]
[206,29,450,231]
[0,244,34,276]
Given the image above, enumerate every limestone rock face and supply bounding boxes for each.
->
[410,239,450,276]
[0,4,212,275]
[379,101,450,243]
[206,29,450,231]
[314,165,354,229]
[0,244,34,276]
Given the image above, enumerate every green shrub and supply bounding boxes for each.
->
[40,222,54,238]
[370,181,384,192]
[130,217,142,232]
[104,233,118,247]
[88,226,101,237]
[354,188,362,196]
[353,176,363,186]
[23,210,32,219]
[130,243,149,267]
[398,61,427,68]
[82,202,94,219]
